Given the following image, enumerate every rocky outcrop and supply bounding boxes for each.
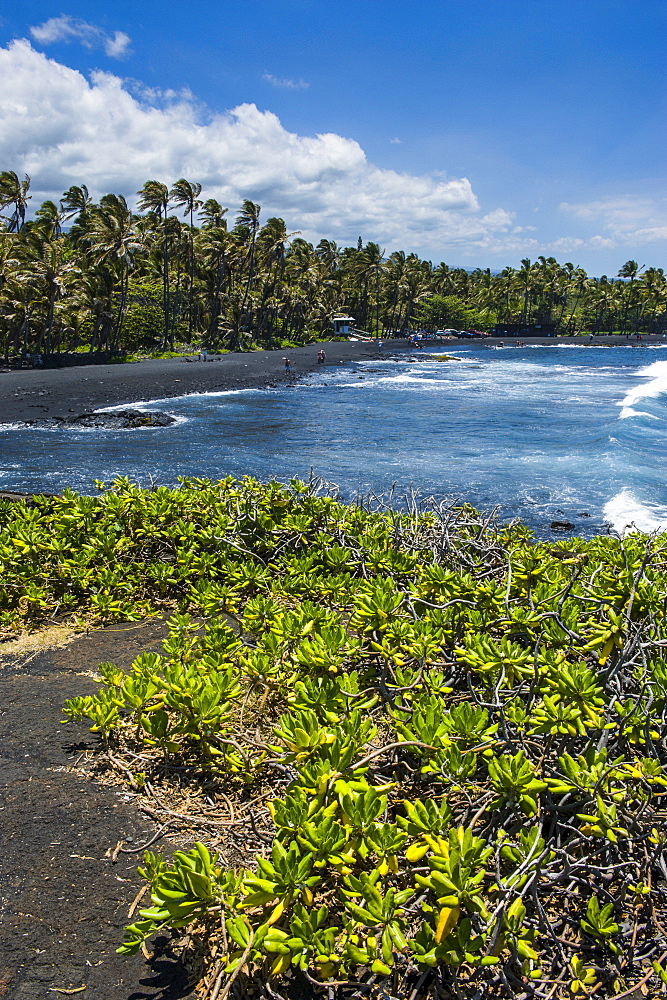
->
[19,409,176,429]
[66,409,176,428]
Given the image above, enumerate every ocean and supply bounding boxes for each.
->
[1,343,666,538]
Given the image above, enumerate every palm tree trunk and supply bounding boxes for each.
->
[162,210,170,350]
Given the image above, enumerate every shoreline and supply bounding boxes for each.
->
[0,340,381,424]
[0,335,664,425]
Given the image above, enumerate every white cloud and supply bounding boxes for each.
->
[125,79,196,107]
[0,40,520,258]
[104,31,132,60]
[30,15,131,59]
[389,137,402,144]
[262,72,309,90]
[559,197,667,246]
[548,235,616,253]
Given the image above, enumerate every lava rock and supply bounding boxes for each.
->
[551,520,576,531]
[67,409,176,428]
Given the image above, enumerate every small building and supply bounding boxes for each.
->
[333,315,356,336]
[488,322,558,337]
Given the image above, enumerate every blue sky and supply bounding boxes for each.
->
[0,0,665,274]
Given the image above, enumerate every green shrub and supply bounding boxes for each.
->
[1,478,665,998]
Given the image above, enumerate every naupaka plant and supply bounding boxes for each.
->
[0,476,663,999]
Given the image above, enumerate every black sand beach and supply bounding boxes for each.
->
[0,341,382,424]
[2,335,664,426]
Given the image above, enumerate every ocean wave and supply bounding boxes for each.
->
[338,374,452,388]
[171,388,256,400]
[618,359,667,415]
[96,400,155,411]
[603,489,667,534]
[97,389,256,411]
[619,408,660,420]
[0,421,76,434]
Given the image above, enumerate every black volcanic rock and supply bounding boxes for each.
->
[66,409,176,428]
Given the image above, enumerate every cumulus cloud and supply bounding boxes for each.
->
[30,15,131,59]
[0,40,519,257]
[262,72,309,90]
[547,235,617,253]
[559,197,667,246]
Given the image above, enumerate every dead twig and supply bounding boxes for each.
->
[119,822,172,854]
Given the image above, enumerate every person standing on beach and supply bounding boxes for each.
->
[283,357,292,373]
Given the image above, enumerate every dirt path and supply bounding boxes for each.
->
[0,622,195,1000]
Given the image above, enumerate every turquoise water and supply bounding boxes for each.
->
[1,344,666,537]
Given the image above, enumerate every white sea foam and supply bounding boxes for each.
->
[619,408,659,420]
[0,421,71,433]
[97,388,255,411]
[603,489,667,534]
[171,388,256,400]
[618,360,667,418]
[96,399,155,411]
[338,374,450,388]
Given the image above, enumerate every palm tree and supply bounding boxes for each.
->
[617,260,645,334]
[0,234,23,361]
[516,258,535,324]
[638,267,667,333]
[432,262,454,296]
[344,242,383,332]
[87,194,143,351]
[20,231,80,354]
[0,171,31,232]
[197,225,235,344]
[199,199,228,229]
[235,200,261,346]
[383,251,407,332]
[564,268,590,334]
[137,180,171,347]
[315,239,340,274]
[32,200,66,239]
[170,179,203,333]
[255,217,296,344]
[60,184,93,222]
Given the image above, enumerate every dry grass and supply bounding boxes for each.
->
[0,624,80,662]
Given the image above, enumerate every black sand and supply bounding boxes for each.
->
[0,621,194,1000]
[0,341,383,424]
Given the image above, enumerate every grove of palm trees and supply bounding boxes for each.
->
[1,169,665,364]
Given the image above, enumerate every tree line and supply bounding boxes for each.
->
[0,169,665,361]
